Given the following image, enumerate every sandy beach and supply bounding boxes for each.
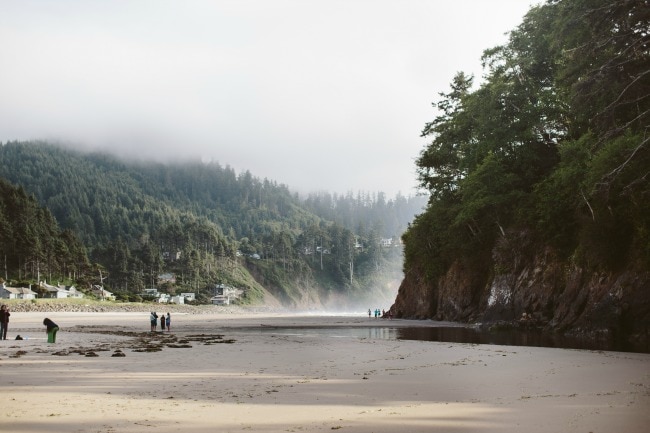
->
[1,311,648,433]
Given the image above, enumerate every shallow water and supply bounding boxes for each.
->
[249,325,648,354]
[396,326,648,354]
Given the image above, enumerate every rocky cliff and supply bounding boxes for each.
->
[392,231,650,347]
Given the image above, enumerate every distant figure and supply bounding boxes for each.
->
[166,313,171,332]
[43,318,59,343]
[0,304,10,340]
[367,309,371,319]
[382,309,386,318]
[160,313,166,331]
[150,312,158,331]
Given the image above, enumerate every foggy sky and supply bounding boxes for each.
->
[0,0,535,197]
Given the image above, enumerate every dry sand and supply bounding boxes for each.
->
[1,311,648,433]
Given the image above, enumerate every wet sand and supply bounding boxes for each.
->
[1,312,648,432]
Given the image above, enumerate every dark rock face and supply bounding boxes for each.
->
[392,232,650,346]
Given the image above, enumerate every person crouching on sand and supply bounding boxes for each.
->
[43,318,59,343]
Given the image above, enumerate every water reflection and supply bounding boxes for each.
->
[395,327,647,353]
[365,327,397,340]
[254,325,648,353]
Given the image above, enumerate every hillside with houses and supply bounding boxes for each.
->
[0,144,425,309]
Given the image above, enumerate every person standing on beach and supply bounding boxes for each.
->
[0,305,10,340]
[166,313,171,332]
[150,312,158,331]
[43,318,59,343]
[160,312,166,331]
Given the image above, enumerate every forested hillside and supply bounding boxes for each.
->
[394,0,649,344]
[0,142,425,308]
[0,178,89,285]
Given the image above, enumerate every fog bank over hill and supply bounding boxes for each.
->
[0,0,534,197]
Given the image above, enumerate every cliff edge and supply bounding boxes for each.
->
[392,231,650,347]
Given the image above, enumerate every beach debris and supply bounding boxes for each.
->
[186,334,236,344]
[10,350,27,358]
[111,350,126,357]
[133,346,163,352]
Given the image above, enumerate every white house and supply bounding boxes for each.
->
[170,295,185,304]
[41,282,84,299]
[0,283,36,300]
[210,286,243,305]
[180,292,196,302]
[157,293,171,303]
[143,288,159,297]
[90,285,115,301]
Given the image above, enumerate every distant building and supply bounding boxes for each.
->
[90,285,115,301]
[170,295,185,304]
[157,293,171,303]
[180,292,195,302]
[210,286,243,305]
[143,288,159,297]
[162,251,181,262]
[157,273,177,284]
[0,283,36,300]
[41,282,84,299]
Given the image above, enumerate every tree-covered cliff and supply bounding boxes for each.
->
[394,0,649,344]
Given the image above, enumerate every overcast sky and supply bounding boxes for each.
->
[0,0,535,197]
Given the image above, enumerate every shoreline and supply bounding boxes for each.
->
[1,311,649,432]
[4,309,648,354]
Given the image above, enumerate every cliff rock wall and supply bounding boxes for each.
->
[392,233,650,345]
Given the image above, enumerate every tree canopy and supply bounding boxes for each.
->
[406,0,649,280]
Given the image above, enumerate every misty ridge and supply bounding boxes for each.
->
[0,140,426,309]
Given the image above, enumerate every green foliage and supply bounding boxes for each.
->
[0,178,90,283]
[406,0,650,281]
[0,141,423,304]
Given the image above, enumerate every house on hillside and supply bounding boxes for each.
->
[162,251,181,262]
[157,293,171,303]
[210,286,243,305]
[41,282,84,299]
[90,285,115,301]
[143,288,159,297]
[157,273,176,284]
[0,283,36,300]
[180,292,195,302]
[170,295,185,304]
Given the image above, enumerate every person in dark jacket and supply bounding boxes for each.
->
[0,304,10,340]
[43,318,59,343]
[150,312,158,331]
[160,312,166,331]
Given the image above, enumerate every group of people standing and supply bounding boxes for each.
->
[150,311,171,332]
[1,304,59,343]
[368,308,393,319]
